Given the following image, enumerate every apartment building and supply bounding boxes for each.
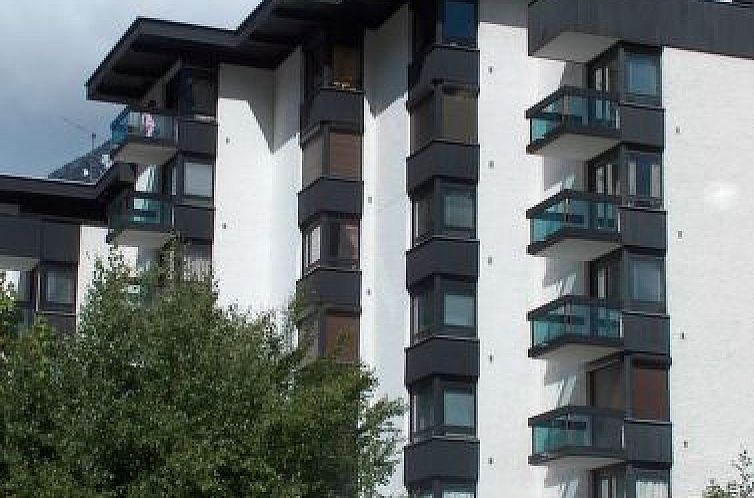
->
[2,0,754,496]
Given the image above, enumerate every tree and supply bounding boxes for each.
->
[0,272,21,350]
[0,252,404,497]
[705,450,753,498]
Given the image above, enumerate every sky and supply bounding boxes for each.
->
[0,0,261,177]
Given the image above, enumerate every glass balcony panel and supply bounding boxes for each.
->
[111,108,176,145]
[531,409,623,456]
[531,195,618,243]
[529,89,619,143]
[531,303,621,347]
[110,194,173,231]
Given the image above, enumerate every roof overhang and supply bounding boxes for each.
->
[87,0,405,105]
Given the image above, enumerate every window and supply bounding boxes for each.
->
[45,269,75,306]
[443,189,475,232]
[443,0,477,46]
[627,152,662,206]
[630,256,664,303]
[328,220,359,267]
[324,313,359,362]
[594,468,626,498]
[412,384,434,436]
[304,43,325,100]
[135,164,161,193]
[625,52,661,103]
[591,255,622,303]
[443,292,475,328]
[412,290,434,340]
[444,388,475,429]
[442,90,477,144]
[302,134,324,188]
[591,361,625,411]
[4,270,31,302]
[632,364,669,421]
[303,225,322,270]
[328,132,362,180]
[413,0,437,57]
[411,96,435,153]
[413,194,432,243]
[591,160,620,196]
[635,474,669,498]
[183,243,212,279]
[184,162,213,198]
[331,44,362,90]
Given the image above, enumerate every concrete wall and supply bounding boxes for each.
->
[363,6,411,496]
[664,47,754,497]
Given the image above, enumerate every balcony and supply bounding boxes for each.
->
[527,87,620,160]
[529,406,624,469]
[408,44,480,100]
[527,190,667,260]
[111,108,177,166]
[528,295,670,363]
[107,193,174,248]
[300,87,364,136]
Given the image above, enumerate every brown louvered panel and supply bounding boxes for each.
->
[328,132,362,181]
[325,313,360,363]
[302,133,324,188]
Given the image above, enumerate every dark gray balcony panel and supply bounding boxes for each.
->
[409,45,480,99]
[297,268,361,310]
[177,119,218,157]
[404,438,480,487]
[619,104,665,150]
[529,0,754,62]
[301,88,364,136]
[623,312,670,356]
[406,141,480,194]
[41,222,81,264]
[619,208,667,252]
[0,215,42,267]
[298,178,363,228]
[174,205,214,241]
[406,238,479,289]
[405,336,480,386]
[625,421,672,465]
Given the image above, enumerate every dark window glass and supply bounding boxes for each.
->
[626,52,661,101]
[442,90,477,144]
[443,388,475,429]
[4,270,31,302]
[594,467,626,498]
[412,384,433,434]
[413,0,437,57]
[45,269,75,306]
[305,44,325,100]
[331,44,362,90]
[591,256,622,303]
[444,0,477,46]
[591,361,625,411]
[411,96,435,153]
[413,193,433,243]
[329,132,362,180]
[443,292,475,328]
[303,225,322,270]
[627,152,662,206]
[184,162,213,198]
[302,134,324,188]
[324,313,359,362]
[591,159,620,196]
[442,487,475,498]
[328,220,359,267]
[630,256,664,303]
[632,364,669,421]
[412,290,434,340]
[443,189,475,231]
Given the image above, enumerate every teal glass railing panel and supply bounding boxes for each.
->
[110,195,173,231]
[531,196,617,243]
[530,90,619,142]
[532,302,621,347]
[111,109,175,145]
[532,410,623,455]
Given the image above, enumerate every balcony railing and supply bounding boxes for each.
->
[111,108,176,146]
[110,193,173,230]
[529,295,621,349]
[529,87,618,142]
[530,406,624,464]
[530,190,619,244]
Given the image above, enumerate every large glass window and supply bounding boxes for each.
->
[412,289,434,341]
[411,380,476,442]
[331,43,362,90]
[45,269,75,306]
[413,194,432,243]
[443,189,475,232]
[632,364,669,421]
[442,90,478,144]
[594,467,626,498]
[410,96,435,153]
[443,0,477,46]
[328,132,362,180]
[627,152,663,207]
[591,255,622,303]
[328,219,359,267]
[412,185,475,244]
[184,162,213,198]
[625,51,661,104]
[630,256,664,303]
[443,388,475,429]
[303,225,322,270]
[412,384,434,436]
[443,292,475,328]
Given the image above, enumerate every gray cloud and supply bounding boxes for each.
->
[0,0,260,177]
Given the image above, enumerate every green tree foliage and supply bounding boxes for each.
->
[0,272,21,350]
[705,450,753,498]
[0,253,403,497]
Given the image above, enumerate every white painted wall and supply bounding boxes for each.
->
[363,6,411,496]
[664,47,754,497]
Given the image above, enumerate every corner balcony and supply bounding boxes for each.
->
[527,190,667,260]
[300,87,364,137]
[107,193,174,249]
[529,406,672,470]
[528,295,670,363]
[527,87,620,161]
[111,108,177,166]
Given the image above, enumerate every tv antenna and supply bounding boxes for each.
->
[62,117,97,152]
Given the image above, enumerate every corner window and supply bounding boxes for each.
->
[442,89,478,144]
[302,130,362,188]
[635,473,669,498]
[412,384,434,435]
[625,51,661,104]
[413,194,433,243]
[443,387,475,430]
[302,133,324,188]
[331,44,362,90]
[45,269,75,306]
[443,292,475,328]
[410,95,435,153]
[328,219,359,268]
[410,379,476,442]
[412,289,435,341]
[627,151,662,207]
[443,0,477,46]
[303,225,322,270]
[412,184,476,245]
[443,189,475,233]
[184,162,213,198]
[632,363,669,421]
[630,256,664,303]
[324,313,359,362]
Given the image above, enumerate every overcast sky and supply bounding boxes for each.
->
[0,0,260,177]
